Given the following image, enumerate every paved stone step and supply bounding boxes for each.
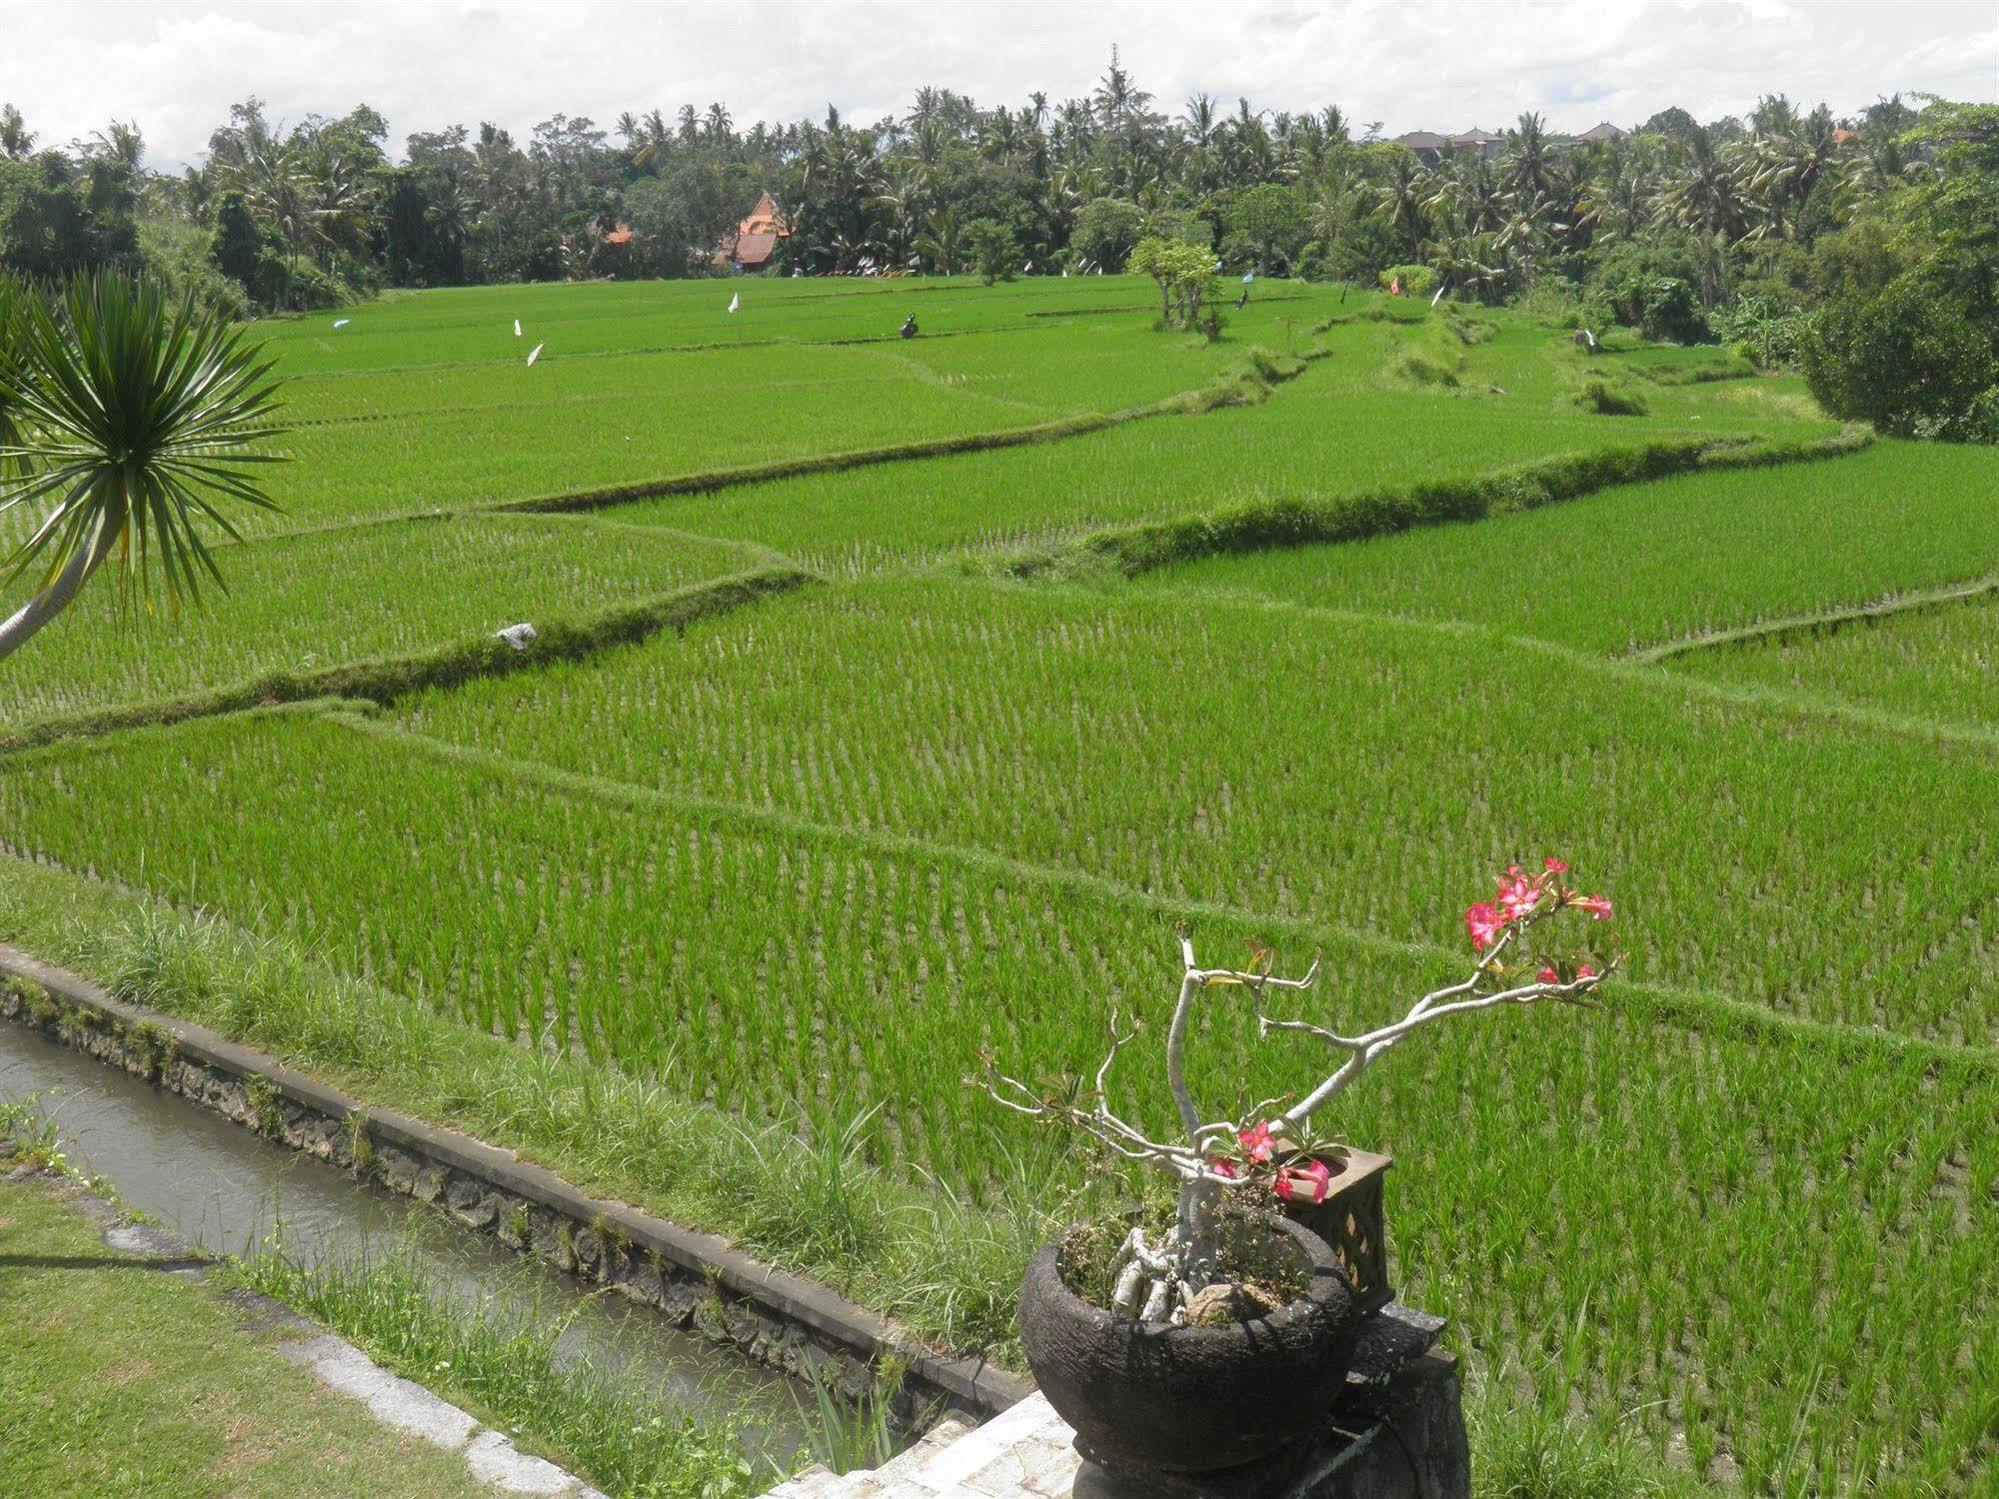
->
[871,1414,977,1482]
[869,1395,1078,1497]
[758,1465,843,1498]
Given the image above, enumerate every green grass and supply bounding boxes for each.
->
[0,1166,497,1499]
[1134,439,1999,654]
[240,1239,786,1498]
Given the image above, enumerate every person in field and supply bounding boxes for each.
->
[901,314,918,339]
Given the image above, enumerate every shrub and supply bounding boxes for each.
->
[1800,278,1999,439]
[1589,242,1710,343]
[1379,263,1439,298]
[1128,236,1221,332]
[1710,294,1811,368]
[966,217,1020,286]
[1070,197,1145,272]
[1575,379,1648,416]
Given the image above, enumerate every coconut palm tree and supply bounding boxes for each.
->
[1372,153,1433,255]
[0,272,286,662]
[0,104,35,160]
[1505,111,1553,201]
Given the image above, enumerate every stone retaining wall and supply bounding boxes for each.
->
[0,945,1029,1426]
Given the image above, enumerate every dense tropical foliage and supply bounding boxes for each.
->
[1,72,1993,436]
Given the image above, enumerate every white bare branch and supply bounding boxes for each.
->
[978,892,1615,1326]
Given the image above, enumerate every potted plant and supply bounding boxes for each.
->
[980,857,1617,1481]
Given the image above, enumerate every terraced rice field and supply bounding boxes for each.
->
[1,275,1992,1495]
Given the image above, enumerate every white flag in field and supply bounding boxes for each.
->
[513,319,521,336]
[332,318,350,328]
[1023,261,1032,273]
[728,292,739,313]
[1430,284,1446,308]
[526,342,544,366]
[1061,268,1068,278]
[1242,272,1255,284]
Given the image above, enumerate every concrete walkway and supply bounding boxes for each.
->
[63,1173,607,1498]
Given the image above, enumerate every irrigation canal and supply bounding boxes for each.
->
[0,1017,813,1461]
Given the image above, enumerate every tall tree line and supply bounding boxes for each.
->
[0,60,1988,347]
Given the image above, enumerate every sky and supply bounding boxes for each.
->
[3,0,1995,171]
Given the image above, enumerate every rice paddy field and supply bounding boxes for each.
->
[2,274,1993,1496]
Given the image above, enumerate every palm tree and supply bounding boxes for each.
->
[0,273,286,662]
[1372,153,1432,255]
[1091,47,1150,132]
[1658,126,1746,254]
[915,205,965,275]
[1745,103,1841,240]
[0,105,35,160]
[1505,111,1553,201]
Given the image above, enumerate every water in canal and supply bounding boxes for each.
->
[0,1018,814,1461]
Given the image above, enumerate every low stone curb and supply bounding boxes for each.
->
[0,944,1032,1422]
[0,1151,605,1498]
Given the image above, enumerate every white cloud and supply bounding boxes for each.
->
[2,0,1993,169]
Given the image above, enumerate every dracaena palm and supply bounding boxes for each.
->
[0,272,286,662]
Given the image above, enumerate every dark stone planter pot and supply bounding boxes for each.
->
[1018,1214,1360,1477]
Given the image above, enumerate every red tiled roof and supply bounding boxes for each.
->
[604,224,633,246]
[735,232,778,266]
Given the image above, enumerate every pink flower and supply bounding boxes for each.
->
[1537,965,1559,984]
[1238,1122,1275,1164]
[1543,856,1569,873]
[1209,1156,1239,1180]
[1274,1158,1334,1206]
[1576,963,1597,980]
[1572,894,1613,921]
[1496,865,1543,921]
[1465,902,1505,951]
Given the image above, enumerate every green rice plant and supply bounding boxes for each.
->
[1138,438,1997,655]
[1668,589,1999,729]
[2,702,1995,1488]
[0,515,771,730]
[4,272,1993,1494]
[138,283,1359,541]
[250,275,1345,380]
[607,323,1830,579]
[383,574,1999,1043]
